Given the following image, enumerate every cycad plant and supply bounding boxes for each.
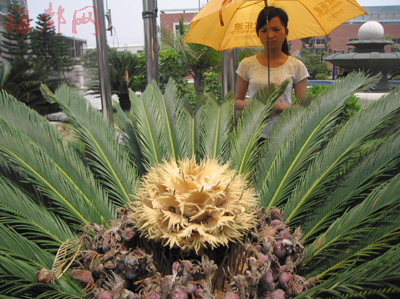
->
[1,73,400,298]
[87,48,144,111]
[0,58,60,115]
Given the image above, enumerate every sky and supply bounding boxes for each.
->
[25,0,400,48]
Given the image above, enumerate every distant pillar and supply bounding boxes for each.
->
[93,0,113,125]
[74,65,84,88]
[142,0,159,85]
[222,49,238,125]
[222,48,238,99]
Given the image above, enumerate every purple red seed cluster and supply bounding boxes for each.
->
[37,207,316,298]
[221,207,317,299]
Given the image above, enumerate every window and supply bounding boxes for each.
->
[173,22,190,34]
[314,38,327,45]
[313,48,326,54]
[392,38,400,44]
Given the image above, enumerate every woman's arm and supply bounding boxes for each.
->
[234,75,249,111]
[272,78,308,115]
[294,78,308,105]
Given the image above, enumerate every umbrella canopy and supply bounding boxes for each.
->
[182,0,367,51]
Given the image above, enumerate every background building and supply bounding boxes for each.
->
[160,8,197,34]
[62,36,87,59]
[290,6,400,55]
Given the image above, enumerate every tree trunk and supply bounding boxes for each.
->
[193,73,204,98]
[119,93,131,111]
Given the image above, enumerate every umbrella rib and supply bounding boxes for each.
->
[237,0,265,10]
[299,1,329,37]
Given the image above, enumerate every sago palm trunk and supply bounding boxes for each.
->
[119,92,131,111]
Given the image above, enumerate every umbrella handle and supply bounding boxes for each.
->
[263,2,270,86]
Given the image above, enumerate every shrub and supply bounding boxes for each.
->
[307,84,328,97]
[306,84,361,123]
[315,73,329,80]
[204,71,222,100]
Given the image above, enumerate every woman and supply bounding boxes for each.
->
[234,7,309,138]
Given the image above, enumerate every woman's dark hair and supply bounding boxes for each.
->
[256,7,290,55]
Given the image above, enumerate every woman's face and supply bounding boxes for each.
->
[257,16,288,52]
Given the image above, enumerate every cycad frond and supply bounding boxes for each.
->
[0,223,54,268]
[231,83,286,176]
[129,83,165,167]
[302,135,400,244]
[255,103,305,206]
[158,80,192,160]
[256,73,379,209]
[0,118,95,226]
[0,176,75,250]
[284,87,400,226]
[0,90,115,225]
[114,100,146,175]
[303,172,400,276]
[0,58,11,86]
[180,95,199,158]
[0,223,83,298]
[299,244,400,299]
[198,92,232,162]
[0,252,83,298]
[308,211,400,279]
[41,84,137,206]
[0,253,47,295]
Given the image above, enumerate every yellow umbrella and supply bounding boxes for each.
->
[182,0,367,51]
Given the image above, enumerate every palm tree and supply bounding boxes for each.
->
[87,48,144,111]
[0,58,60,115]
[1,73,400,298]
[161,18,221,97]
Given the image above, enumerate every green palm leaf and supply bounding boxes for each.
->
[40,84,138,206]
[157,80,191,160]
[284,87,400,226]
[307,211,400,280]
[298,244,400,299]
[0,295,22,299]
[256,73,379,208]
[302,134,400,244]
[303,172,400,277]
[0,176,75,250]
[0,223,54,268]
[130,84,165,167]
[198,92,232,161]
[180,95,200,158]
[0,58,11,86]
[0,254,83,298]
[230,83,286,176]
[114,100,146,175]
[0,224,83,298]
[0,118,96,226]
[255,103,306,205]
[0,90,115,225]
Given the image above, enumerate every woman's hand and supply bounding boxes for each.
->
[271,101,289,116]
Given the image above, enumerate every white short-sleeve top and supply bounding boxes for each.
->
[236,55,309,137]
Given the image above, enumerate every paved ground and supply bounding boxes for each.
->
[78,88,108,110]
